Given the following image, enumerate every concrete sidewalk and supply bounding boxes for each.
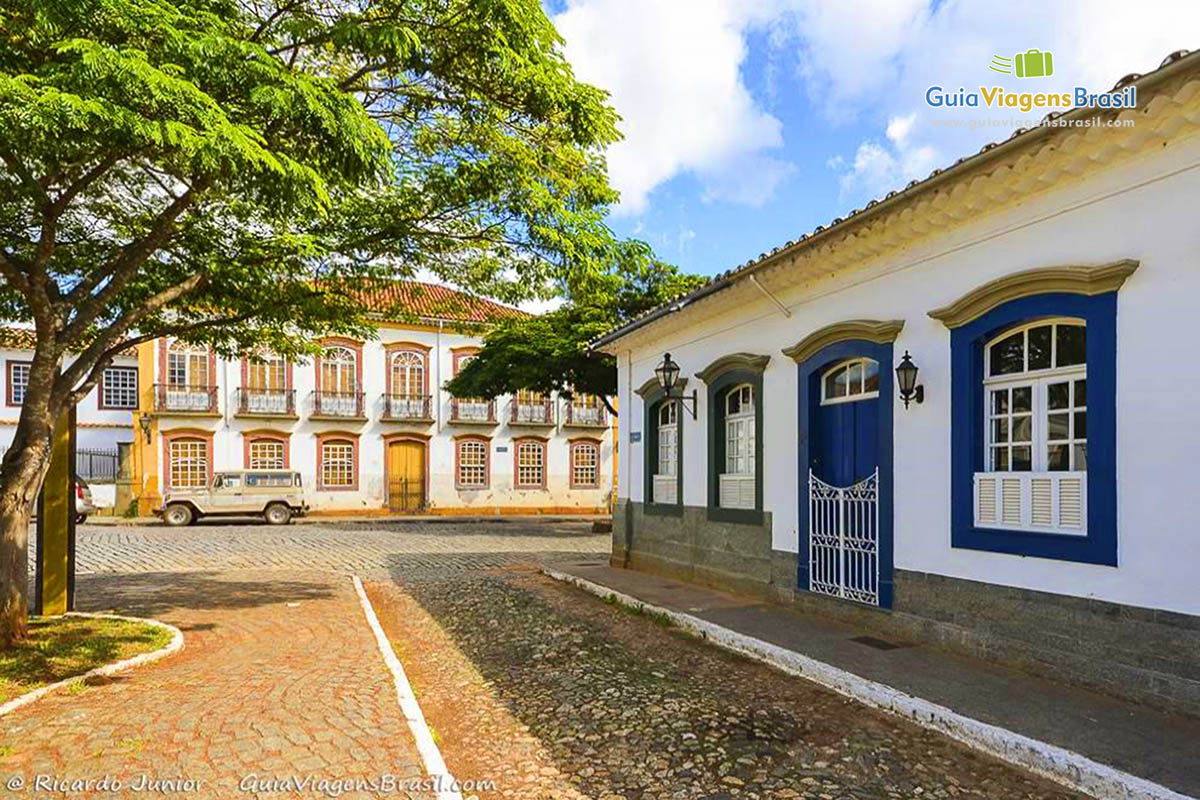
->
[550,561,1200,800]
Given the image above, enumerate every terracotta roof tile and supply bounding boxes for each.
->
[0,327,36,350]
[348,281,529,325]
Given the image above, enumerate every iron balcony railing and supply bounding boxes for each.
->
[309,390,365,418]
[154,383,218,414]
[565,402,607,426]
[380,394,432,421]
[511,398,554,425]
[236,387,296,416]
[450,397,495,423]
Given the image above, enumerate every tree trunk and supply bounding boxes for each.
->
[0,383,59,646]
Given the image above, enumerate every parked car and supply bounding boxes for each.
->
[157,469,309,527]
[75,478,96,524]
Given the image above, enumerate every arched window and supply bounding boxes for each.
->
[319,438,356,489]
[247,437,286,470]
[164,341,213,412]
[390,350,425,397]
[657,400,678,477]
[984,319,1086,473]
[719,384,756,509]
[318,346,359,416]
[570,441,600,488]
[820,357,880,405]
[456,438,489,488]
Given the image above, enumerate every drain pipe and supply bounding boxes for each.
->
[622,348,634,568]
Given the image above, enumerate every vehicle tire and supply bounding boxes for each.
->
[163,503,194,527]
[75,514,88,525]
[264,503,292,526]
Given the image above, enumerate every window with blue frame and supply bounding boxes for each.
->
[948,292,1117,565]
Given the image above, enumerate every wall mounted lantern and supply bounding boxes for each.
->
[655,352,697,419]
[137,414,153,443]
[895,351,924,409]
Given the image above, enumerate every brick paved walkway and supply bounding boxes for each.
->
[0,570,432,799]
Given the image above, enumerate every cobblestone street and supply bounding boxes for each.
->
[6,521,1087,799]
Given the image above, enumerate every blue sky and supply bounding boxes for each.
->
[547,0,1197,278]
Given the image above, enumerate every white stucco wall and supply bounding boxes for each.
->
[615,134,1200,615]
[154,326,615,512]
[0,348,136,452]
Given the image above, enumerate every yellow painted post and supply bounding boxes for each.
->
[35,407,74,616]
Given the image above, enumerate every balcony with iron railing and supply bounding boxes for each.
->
[380,394,434,422]
[449,397,496,425]
[235,387,297,418]
[308,390,366,420]
[153,383,219,415]
[564,401,608,428]
[510,397,555,427]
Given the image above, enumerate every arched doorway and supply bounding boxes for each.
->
[788,325,898,609]
[386,438,426,512]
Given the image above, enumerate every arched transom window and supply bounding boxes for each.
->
[984,318,1086,473]
[321,346,357,393]
[724,384,755,476]
[390,350,425,397]
[657,400,678,477]
[820,357,879,405]
[166,341,209,388]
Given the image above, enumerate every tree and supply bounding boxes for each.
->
[445,242,705,411]
[0,0,622,642]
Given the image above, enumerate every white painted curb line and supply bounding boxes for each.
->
[352,576,462,800]
[544,567,1194,800]
[0,612,184,718]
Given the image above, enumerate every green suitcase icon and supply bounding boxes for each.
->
[1014,49,1053,78]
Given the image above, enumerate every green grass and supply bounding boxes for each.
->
[0,617,172,703]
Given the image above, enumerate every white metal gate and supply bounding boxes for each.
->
[808,468,880,606]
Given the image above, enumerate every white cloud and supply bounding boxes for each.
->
[553,0,792,214]
[807,0,1200,205]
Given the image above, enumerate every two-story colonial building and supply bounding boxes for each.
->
[596,51,1200,716]
[131,281,615,515]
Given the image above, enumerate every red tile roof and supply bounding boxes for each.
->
[348,280,529,325]
[0,327,36,350]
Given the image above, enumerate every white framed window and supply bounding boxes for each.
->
[515,440,546,488]
[320,440,355,488]
[976,318,1087,534]
[7,361,30,406]
[248,439,285,470]
[168,438,208,488]
[571,442,599,487]
[820,357,880,405]
[457,439,488,488]
[653,400,679,503]
[984,319,1087,473]
[101,366,138,409]
[246,353,286,391]
[720,384,756,509]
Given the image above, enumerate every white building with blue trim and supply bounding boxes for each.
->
[594,50,1200,716]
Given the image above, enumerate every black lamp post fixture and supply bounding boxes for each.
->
[655,353,697,419]
[895,351,924,409]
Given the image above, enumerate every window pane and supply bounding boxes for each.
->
[1056,324,1086,367]
[1073,443,1088,471]
[825,366,847,398]
[1047,413,1069,441]
[992,447,1009,471]
[1047,382,1070,410]
[863,360,880,393]
[726,390,741,415]
[991,418,1008,444]
[848,361,863,393]
[1012,386,1032,412]
[1012,415,1032,443]
[989,331,1024,375]
[1027,325,1052,370]
[1011,446,1032,471]
[991,389,1008,414]
[1074,379,1086,407]
[1073,411,1087,440]
[1047,444,1070,471]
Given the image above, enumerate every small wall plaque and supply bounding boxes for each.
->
[630,431,642,443]
[495,446,508,453]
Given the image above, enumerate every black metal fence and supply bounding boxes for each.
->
[76,447,119,482]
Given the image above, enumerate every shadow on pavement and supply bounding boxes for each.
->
[70,570,335,618]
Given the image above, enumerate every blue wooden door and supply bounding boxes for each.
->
[812,394,879,485]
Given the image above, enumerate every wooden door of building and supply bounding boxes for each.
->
[387,440,425,512]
